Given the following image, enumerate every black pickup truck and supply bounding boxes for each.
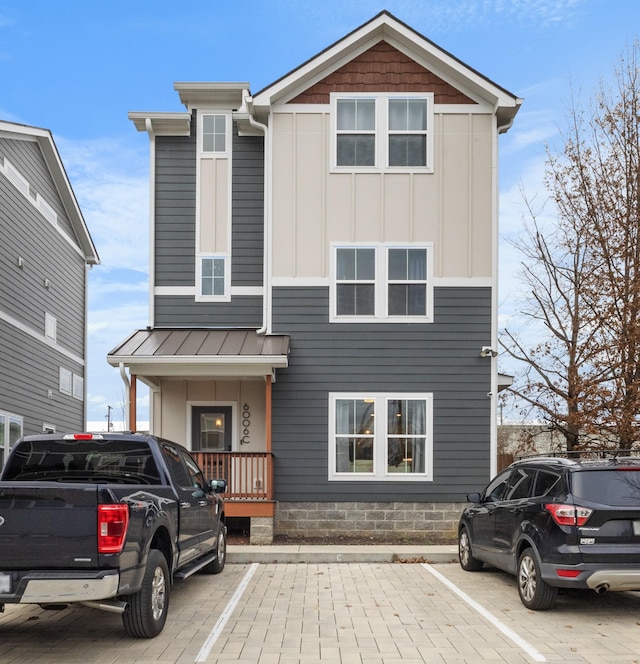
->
[0,432,227,637]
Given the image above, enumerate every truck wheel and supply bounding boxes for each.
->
[123,549,170,637]
[202,525,226,574]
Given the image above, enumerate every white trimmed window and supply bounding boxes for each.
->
[329,393,433,481]
[72,374,84,401]
[59,367,72,396]
[197,256,229,300]
[201,114,228,154]
[0,411,23,467]
[45,312,57,341]
[331,244,433,323]
[332,93,433,171]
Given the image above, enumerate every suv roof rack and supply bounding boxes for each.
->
[516,449,640,462]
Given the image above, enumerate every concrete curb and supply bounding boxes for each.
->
[227,544,458,564]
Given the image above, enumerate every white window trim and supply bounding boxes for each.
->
[330,242,434,323]
[42,422,56,433]
[59,367,72,396]
[330,92,434,173]
[0,411,23,463]
[45,312,57,342]
[196,255,230,302]
[72,373,84,401]
[328,392,433,482]
[198,110,232,157]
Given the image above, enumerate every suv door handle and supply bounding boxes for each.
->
[198,501,207,506]
[180,502,191,508]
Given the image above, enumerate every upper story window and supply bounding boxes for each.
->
[332,93,433,172]
[202,114,227,153]
[45,312,57,342]
[388,99,428,167]
[336,99,376,166]
[197,256,229,301]
[331,244,433,323]
[336,247,375,316]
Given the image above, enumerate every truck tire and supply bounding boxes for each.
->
[122,549,170,637]
[202,524,226,574]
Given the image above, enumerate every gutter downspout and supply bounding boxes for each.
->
[242,91,271,335]
[490,105,519,476]
[119,363,131,430]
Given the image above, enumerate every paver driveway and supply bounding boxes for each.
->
[0,562,639,663]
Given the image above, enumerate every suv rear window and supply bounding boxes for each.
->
[572,469,640,506]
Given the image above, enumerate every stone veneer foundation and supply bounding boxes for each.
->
[249,501,466,544]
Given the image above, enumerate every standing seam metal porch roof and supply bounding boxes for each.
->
[107,329,290,376]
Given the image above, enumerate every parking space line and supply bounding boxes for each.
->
[195,562,259,663]
[421,563,546,663]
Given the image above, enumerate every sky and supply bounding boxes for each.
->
[1,0,638,427]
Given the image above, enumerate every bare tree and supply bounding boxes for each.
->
[502,41,640,451]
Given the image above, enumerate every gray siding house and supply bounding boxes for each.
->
[108,12,521,543]
[0,121,99,463]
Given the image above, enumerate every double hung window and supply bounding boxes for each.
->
[329,393,433,481]
[333,94,432,171]
[332,244,432,322]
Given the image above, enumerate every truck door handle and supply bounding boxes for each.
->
[180,502,190,508]
[198,501,207,506]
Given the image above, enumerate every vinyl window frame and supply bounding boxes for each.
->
[328,392,433,482]
[196,255,230,302]
[330,92,434,173]
[330,243,433,323]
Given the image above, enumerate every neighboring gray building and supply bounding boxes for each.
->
[0,121,99,463]
[108,12,522,542]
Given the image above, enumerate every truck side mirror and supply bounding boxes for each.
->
[209,479,227,494]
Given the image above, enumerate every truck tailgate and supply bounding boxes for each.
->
[0,483,100,568]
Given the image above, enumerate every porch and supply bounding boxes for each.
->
[192,451,275,518]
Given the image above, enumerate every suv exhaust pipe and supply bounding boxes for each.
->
[595,583,609,595]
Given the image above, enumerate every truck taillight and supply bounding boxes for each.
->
[98,504,129,553]
[545,503,593,527]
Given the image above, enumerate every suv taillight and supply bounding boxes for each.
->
[98,504,129,553]
[545,503,593,527]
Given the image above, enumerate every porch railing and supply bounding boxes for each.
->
[193,452,273,500]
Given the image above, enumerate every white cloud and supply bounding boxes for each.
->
[56,136,149,273]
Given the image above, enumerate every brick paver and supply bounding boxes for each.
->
[0,563,639,663]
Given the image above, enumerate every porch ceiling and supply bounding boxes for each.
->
[107,328,290,385]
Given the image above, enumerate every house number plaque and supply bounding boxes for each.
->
[241,403,251,444]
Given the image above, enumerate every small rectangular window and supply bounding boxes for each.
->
[387,248,427,316]
[336,99,376,166]
[200,257,226,297]
[45,312,57,342]
[388,98,428,167]
[335,248,375,316]
[59,367,72,396]
[202,114,226,153]
[72,374,84,401]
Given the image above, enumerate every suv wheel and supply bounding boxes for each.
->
[517,548,557,610]
[458,526,483,571]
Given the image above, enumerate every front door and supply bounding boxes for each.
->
[191,406,232,452]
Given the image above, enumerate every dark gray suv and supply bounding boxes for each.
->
[458,455,640,609]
